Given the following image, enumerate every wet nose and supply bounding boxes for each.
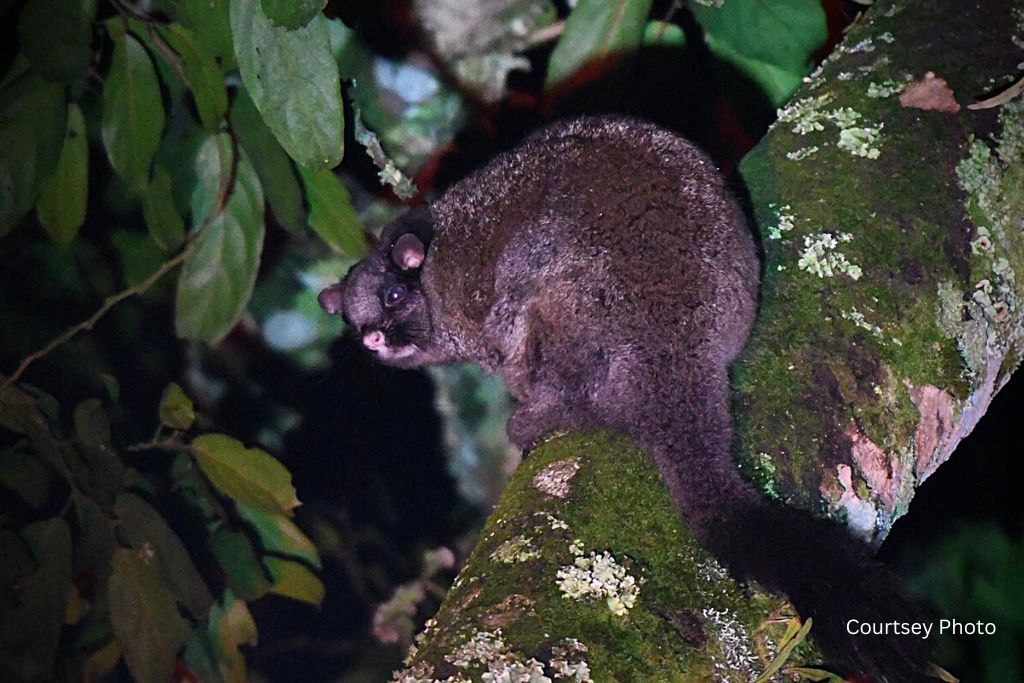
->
[363,330,386,351]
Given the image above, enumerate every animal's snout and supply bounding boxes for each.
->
[363,330,386,351]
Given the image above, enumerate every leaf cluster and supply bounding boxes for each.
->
[0,381,322,683]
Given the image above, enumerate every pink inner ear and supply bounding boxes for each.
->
[401,251,424,269]
[392,233,425,270]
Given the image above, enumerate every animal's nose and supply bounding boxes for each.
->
[363,330,386,351]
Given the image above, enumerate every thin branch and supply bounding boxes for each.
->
[107,0,157,23]
[0,241,195,391]
[146,24,190,88]
[526,21,565,48]
[2,133,239,392]
[126,436,192,453]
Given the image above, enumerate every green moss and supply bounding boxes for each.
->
[402,432,803,681]
[730,0,1024,526]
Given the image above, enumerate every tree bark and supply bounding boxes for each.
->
[393,0,1024,679]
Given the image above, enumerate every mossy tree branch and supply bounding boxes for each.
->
[394,0,1024,679]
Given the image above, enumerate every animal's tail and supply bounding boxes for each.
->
[703,499,935,683]
[643,391,935,683]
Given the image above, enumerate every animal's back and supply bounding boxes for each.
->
[427,116,759,366]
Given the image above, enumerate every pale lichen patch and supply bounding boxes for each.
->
[533,458,581,498]
[424,629,593,683]
[777,93,834,134]
[866,77,910,99]
[837,124,884,159]
[701,606,759,682]
[533,512,569,531]
[491,535,542,564]
[785,145,820,161]
[845,37,877,54]
[797,232,864,280]
[937,281,990,379]
[549,639,592,682]
[555,550,643,617]
[777,92,884,157]
[996,100,1024,164]
[765,204,796,240]
[390,661,470,683]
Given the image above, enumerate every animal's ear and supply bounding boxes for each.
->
[392,233,425,270]
[318,281,346,315]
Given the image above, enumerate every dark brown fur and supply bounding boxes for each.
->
[321,117,932,682]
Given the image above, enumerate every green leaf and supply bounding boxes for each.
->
[159,382,196,430]
[158,24,228,131]
[183,591,258,683]
[209,528,272,600]
[36,103,88,248]
[261,0,326,29]
[73,494,117,586]
[80,640,123,682]
[191,433,299,514]
[0,530,36,592]
[0,385,64,470]
[230,0,343,170]
[144,167,186,251]
[175,134,265,343]
[108,548,190,683]
[0,450,53,509]
[17,0,96,82]
[154,115,208,219]
[111,228,167,285]
[692,0,827,107]
[297,167,367,258]
[545,0,653,89]
[264,556,325,606]
[752,616,813,683]
[230,86,305,233]
[643,20,686,48]
[73,399,111,448]
[237,503,321,569]
[114,492,214,619]
[124,18,187,103]
[102,29,166,193]
[0,519,72,683]
[75,443,125,508]
[0,72,67,236]
[180,0,236,71]
[172,452,224,522]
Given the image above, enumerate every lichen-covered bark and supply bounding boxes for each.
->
[395,0,1024,680]
[394,432,795,682]
[736,0,1024,543]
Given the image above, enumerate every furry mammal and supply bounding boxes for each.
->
[319,117,931,681]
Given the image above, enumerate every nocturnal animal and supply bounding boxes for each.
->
[319,117,932,682]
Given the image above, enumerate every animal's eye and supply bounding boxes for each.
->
[384,284,407,307]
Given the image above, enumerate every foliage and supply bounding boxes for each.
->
[0,0,844,680]
[909,522,1024,683]
[0,381,321,682]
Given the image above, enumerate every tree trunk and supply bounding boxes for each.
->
[393,0,1024,679]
